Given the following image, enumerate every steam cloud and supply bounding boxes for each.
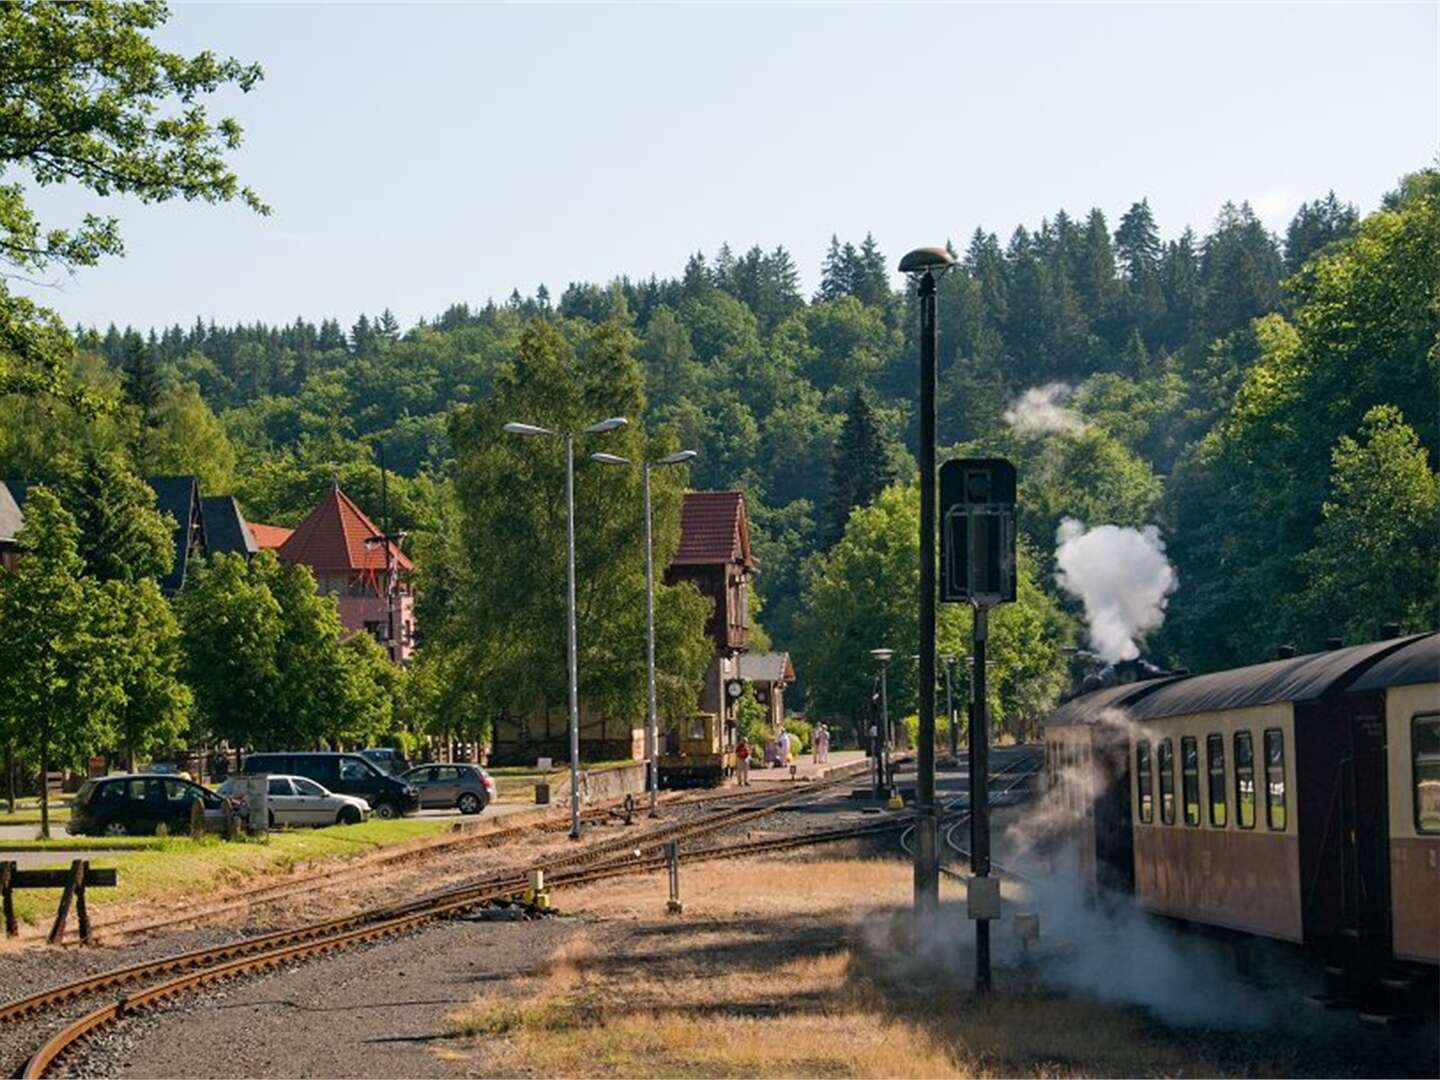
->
[1054,518,1177,662]
[1003,383,1085,434]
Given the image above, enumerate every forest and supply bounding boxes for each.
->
[4,169,1435,747]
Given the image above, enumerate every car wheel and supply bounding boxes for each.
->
[338,805,362,826]
[372,801,397,820]
[457,792,482,815]
[102,821,128,837]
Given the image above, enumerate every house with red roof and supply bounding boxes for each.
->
[665,491,758,732]
[249,484,414,663]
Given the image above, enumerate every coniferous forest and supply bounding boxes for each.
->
[3,171,1436,744]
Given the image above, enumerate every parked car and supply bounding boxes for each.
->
[216,774,370,828]
[241,752,420,819]
[67,774,228,837]
[359,747,411,775]
[401,763,496,814]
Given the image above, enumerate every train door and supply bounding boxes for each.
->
[1342,693,1391,947]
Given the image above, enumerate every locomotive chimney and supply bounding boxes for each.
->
[1379,622,1402,640]
[1325,636,1343,650]
[1276,644,1296,659]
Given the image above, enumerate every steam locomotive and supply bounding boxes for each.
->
[1044,630,1439,997]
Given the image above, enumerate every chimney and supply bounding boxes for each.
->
[1276,644,1296,659]
[1379,622,1402,640]
[1325,636,1343,650]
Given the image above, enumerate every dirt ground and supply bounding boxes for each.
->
[59,848,1438,1079]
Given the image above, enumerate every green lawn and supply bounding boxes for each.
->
[6,817,449,927]
[0,804,72,826]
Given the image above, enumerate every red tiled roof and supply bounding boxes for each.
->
[672,491,756,568]
[277,485,413,573]
[248,522,294,550]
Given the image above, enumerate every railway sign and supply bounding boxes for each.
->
[940,457,1017,607]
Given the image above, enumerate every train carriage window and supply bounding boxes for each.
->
[1207,734,1227,827]
[1413,713,1440,835]
[1235,732,1256,829]
[1263,729,1287,831]
[1136,740,1153,823]
[1158,738,1175,825]
[1181,737,1201,826]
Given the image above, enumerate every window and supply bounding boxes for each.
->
[127,779,151,803]
[1235,732,1256,829]
[339,757,374,782]
[1414,714,1440,834]
[435,767,461,781]
[1181,737,1201,826]
[1158,738,1175,825]
[1136,741,1153,824]
[293,778,326,797]
[268,777,294,797]
[689,715,707,740]
[1263,729,1286,830]
[1207,734,1227,827]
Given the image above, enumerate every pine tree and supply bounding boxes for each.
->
[376,308,401,342]
[350,314,376,356]
[1284,191,1359,274]
[825,389,895,546]
[121,336,165,432]
[818,235,848,301]
[1115,199,1162,281]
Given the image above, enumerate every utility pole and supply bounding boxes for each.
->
[899,246,955,918]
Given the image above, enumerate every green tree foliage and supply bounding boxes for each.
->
[1161,170,1440,668]
[53,448,175,583]
[796,486,1067,742]
[0,489,125,835]
[0,0,265,403]
[110,578,191,769]
[1297,406,1439,642]
[825,389,895,546]
[446,318,712,735]
[178,551,389,750]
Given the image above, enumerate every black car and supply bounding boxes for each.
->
[241,752,419,819]
[68,774,228,837]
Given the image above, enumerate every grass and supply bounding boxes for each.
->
[1,836,165,851]
[436,855,1376,1078]
[0,805,72,826]
[5,817,448,927]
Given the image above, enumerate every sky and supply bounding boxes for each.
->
[17,2,1438,334]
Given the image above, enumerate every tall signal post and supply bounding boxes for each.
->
[940,457,1017,992]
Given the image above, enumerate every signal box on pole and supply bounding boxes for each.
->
[940,458,1017,607]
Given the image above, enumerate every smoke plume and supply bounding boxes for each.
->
[1054,518,1177,662]
[1003,383,1085,435]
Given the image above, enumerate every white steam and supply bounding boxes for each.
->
[1003,383,1085,435]
[1054,518,1177,662]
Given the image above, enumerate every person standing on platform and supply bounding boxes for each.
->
[735,738,751,786]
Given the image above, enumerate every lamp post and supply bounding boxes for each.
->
[940,653,958,759]
[503,415,628,840]
[869,648,894,798]
[591,448,699,817]
[899,244,956,917]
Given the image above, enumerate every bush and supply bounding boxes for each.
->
[782,717,812,753]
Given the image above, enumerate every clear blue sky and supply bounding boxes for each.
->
[20,2,1438,333]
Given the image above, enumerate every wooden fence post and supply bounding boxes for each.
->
[0,860,15,937]
[47,859,82,945]
[75,860,91,944]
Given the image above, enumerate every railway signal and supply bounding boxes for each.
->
[940,456,1017,993]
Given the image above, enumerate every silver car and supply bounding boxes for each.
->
[217,774,371,828]
[401,763,495,814]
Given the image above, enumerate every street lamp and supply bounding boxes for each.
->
[939,653,959,759]
[591,447,699,817]
[503,415,628,839]
[869,648,895,799]
[899,244,956,916]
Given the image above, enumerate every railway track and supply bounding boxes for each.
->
[98,780,793,940]
[896,748,1045,884]
[7,758,880,1078]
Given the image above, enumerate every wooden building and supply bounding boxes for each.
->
[738,651,795,731]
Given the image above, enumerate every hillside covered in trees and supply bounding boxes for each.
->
[4,171,1435,731]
